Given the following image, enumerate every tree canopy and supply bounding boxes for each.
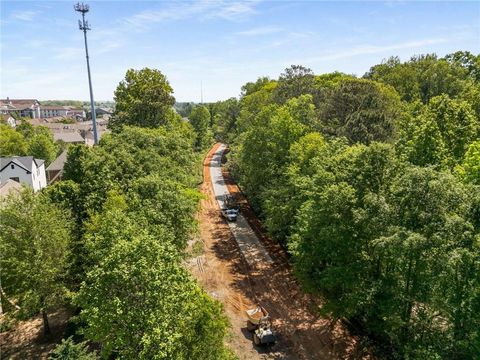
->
[214,51,480,358]
[110,68,179,130]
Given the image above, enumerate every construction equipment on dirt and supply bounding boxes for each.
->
[222,194,240,222]
[223,194,240,211]
[246,306,276,346]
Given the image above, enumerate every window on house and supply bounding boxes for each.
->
[10,177,19,183]
[11,164,14,169]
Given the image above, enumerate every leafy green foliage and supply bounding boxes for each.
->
[76,199,230,360]
[220,51,480,358]
[0,124,28,156]
[456,141,480,185]
[110,68,178,130]
[49,337,97,360]
[397,95,478,167]
[0,122,59,165]
[0,189,72,334]
[318,78,401,144]
[188,105,214,150]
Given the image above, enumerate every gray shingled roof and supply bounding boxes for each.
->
[53,132,85,143]
[46,150,68,171]
[0,156,45,172]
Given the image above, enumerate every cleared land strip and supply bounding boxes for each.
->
[210,144,273,268]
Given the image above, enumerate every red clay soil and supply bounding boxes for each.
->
[189,144,372,360]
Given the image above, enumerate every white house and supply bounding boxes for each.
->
[0,156,47,192]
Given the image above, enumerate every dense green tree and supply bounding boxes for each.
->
[273,65,316,103]
[28,130,59,165]
[110,68,178,130]
[49,337,97,360]
[318,78,402,144]
[456,140,480,185]
[236,100,305,210]
[220,52,480,359]
[397,95,478,167]
[76,204,230,359]
[241,76,272,97]
[365,53,475,103]
[209,98,240,142]
[0,123,59,164]
[188,105,213,150]
[0,124,28,156]
[0,189,71,335]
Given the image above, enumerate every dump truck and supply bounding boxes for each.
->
[246,306,276,346]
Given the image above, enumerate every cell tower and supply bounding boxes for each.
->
[75,2,98,145]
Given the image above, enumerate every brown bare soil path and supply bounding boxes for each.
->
[189,144,371,360]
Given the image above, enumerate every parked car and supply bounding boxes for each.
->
[221,208,238,222]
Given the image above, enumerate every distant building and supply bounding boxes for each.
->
[0,98,41,118]
[0,156,47,192]
[40,106,69,118]
[0,98,85,120]
[0,113,17,127]
[53,132,86,145]
[46,150,68,184]
[40,106,86,119]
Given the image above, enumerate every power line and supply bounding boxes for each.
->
[75,2,98,145]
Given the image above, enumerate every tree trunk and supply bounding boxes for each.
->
[42,310,51,336]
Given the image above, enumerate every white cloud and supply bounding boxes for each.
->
[10,10,39,22]
[54,47,84,60]
[236,26,282,36]
[120,0,261,31]
[298,38,448,63]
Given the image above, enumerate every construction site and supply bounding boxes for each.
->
[189,144,371,360]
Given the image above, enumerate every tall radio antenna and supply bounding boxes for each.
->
[75,2,98,145]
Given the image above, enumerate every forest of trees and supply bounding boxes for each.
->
[1,52,479,359]
[1,69,231,359]
[211,51,480,358]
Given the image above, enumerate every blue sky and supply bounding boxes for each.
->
[1,0,479,102]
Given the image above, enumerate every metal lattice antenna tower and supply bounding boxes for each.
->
[75,2,98,145]
[200,80,203,104]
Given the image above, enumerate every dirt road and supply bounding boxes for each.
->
[189,144,370,360]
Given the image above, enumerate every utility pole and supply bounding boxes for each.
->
[75,2,98,144]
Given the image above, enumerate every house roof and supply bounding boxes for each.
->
[46,150,68,172]
[0,99,39,110]
[0,156,45,173]
[53,132,85,143]
[0,179,22,198]
[41,105,69,110]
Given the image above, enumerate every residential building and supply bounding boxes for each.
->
[40,106,86,119]
[46,150,68,184]
[0,98,41,118]
[53,132,86,145]
[0,156,47,192]
[0,114,17,127]
[40,106,69,118]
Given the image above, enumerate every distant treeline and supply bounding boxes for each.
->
[41,100,115,108]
